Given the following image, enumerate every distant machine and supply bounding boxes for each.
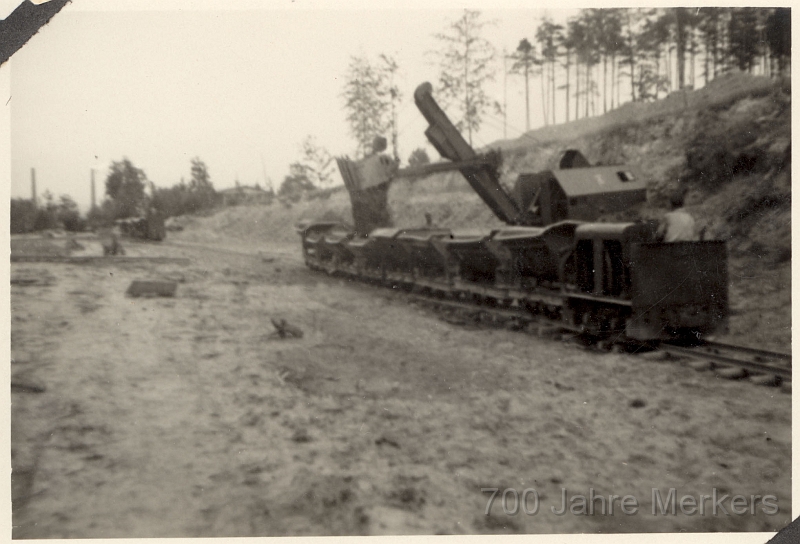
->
[115,209,166,242]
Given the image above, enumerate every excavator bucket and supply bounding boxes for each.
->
[336,157,393,236]
[413,82,522,225]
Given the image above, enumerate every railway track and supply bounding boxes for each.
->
[396,287,792,389]
[660,341,791,383]
[308,261,790,389]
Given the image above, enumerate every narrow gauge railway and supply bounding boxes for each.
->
[690,340,792,364]
[660,341,791,383]
[299,81,739,383]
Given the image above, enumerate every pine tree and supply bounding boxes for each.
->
[728,7,760,73]
[342,55,389,158]
[558,28,574,122]
[765,8,791,77]
[535,17,563,126]
[675,8,689,89]
[378,54,402,162]
[508,38,538,132]
[697,8,723,83]
[430,9,499,145]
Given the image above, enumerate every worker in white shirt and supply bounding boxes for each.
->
[658,192,698,242]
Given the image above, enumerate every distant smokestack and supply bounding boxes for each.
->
[31,168,37,209]
[91,169,96,210]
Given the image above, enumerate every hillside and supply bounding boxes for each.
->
[173,72,791,350]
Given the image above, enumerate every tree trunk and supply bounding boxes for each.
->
[575,61,581,119]
[524,63,530,132]
[655,52,661,100]
[585,63,590,118]
[666,46,673,92]
[675,7,687,90]
[626,11,637,102]
[603,54,608,114]
[551,61,556,125]
[540,68,548,126]
[712,37,718,77]
[565,51,571,122]
[610,53,616,109]
[464,48,471,145]
[689,26,696,88]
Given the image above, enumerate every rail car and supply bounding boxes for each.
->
[297,220,728,342]
[297,82,729,343]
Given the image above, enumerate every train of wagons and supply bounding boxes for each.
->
[297,82,728,343]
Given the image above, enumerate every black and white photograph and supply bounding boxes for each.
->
[6,0,793,538]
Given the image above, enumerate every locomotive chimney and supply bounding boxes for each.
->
[30,168,37,209]
[91,169,96,210]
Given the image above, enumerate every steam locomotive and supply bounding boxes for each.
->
[297,83,728,342]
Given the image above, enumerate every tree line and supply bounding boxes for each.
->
[15,8,789,220]
[516,7,791,126]
[280,8,788,202]
[11,157,220,234]
[332,7,791,163]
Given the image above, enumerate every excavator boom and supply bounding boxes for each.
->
[412,82,522,225]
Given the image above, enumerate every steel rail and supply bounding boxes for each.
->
[407,288,792,382]
[309,257,791,385]
[659,344,791,381]
[691,340,792,362]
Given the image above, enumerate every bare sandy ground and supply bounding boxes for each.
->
[10,235,791,537]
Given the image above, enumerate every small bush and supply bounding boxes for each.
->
[684,113,765,189]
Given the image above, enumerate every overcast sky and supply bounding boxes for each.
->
[11,1,582,211]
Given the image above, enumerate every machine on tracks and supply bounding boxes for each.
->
[297,82,729,343]
[115,209,166,242]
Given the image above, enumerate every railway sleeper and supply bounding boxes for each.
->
[714,366,749,380]
[749,373,783,387]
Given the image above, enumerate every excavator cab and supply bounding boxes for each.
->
[513,150,647,226]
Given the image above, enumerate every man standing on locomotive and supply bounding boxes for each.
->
[658,192,698,242]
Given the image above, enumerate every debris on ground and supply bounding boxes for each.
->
[65,238,85,252]
[291,428,312,443]
[270,318,304,339]
[11,381,46,394]
[374,435,400,449]
[126,280,178,298]
[11,273,55,287]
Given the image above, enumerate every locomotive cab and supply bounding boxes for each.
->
[572,222,656,298]
[627,240,729,341]
[562,222,656,337]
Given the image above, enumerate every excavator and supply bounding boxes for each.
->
[296,82,727,342]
